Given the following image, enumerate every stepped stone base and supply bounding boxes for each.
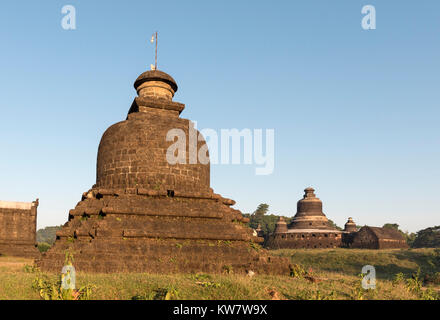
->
[37,189,290,275]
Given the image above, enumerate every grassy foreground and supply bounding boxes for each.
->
[0,248,439,300]
[272,248,440,280]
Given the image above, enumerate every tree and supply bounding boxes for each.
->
[248,204,270,234]
[383,223,400,231]
[328,219,342,231]
[383,223,416,246]
[412,226,440,248]
[405,232,417,247]
[245,204,292,238]
[245,214,292,236]
[254,203,269,216]
[37,225,63,245]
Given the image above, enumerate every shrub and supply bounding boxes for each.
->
[32,272,95,300]
[132,287,179,300]
[289,264,307,278]
[23,264,39,273]
[37,242,51,253]
[31,250,95,300]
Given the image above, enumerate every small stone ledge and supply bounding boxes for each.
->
[101,206,223,219]
[0,200,36,210]
[89,187,236,206]
[121,229,250,241]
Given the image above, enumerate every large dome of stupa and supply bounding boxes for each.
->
[95,70,210,194]
[289,187,334,230]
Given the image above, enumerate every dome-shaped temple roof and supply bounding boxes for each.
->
[95,69,210,194]
[344,217,357,232]
[134,70,178,92]
[289,187,335,230]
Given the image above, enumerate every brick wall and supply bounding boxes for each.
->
[265,232,343,249]
[96,108,210,194]
[0,200,38,257]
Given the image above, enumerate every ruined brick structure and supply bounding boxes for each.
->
[266,188,345,249]
[265,188,408,250]
[350,226,408,249]
[37,69,290,274]
[0,200,39,258]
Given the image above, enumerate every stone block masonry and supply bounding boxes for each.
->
[0,199,39,258]
[37,69,290,275]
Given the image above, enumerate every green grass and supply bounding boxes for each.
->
[0,248,439,300]
[271,248,440,280]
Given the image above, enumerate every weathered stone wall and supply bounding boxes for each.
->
[377,239,408,249]
[0,200,39,258]
[350,228,377,249]
[37,190,290,274]
[267,227,408,250]
[350,227,408,249]
[265,232,343,249]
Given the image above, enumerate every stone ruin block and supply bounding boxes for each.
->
[0,199,39,258]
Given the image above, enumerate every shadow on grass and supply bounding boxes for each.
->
[393,249,440,274]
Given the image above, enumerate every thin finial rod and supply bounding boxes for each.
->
[155,31,158,70]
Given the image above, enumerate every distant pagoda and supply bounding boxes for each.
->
[289,187,335,230]
[266,188,344,249]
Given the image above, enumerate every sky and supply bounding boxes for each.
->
[0,1,439,232]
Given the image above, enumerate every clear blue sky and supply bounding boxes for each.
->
[0,1,439,232]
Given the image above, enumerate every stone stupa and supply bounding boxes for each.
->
[289,187,335,230]
[265,188,343,249]
[37,69,289,274]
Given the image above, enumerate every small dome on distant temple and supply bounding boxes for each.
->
[274,217,288,234]
[255,223,265,237]
[289,187,335,230]
[344,217,357,233]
